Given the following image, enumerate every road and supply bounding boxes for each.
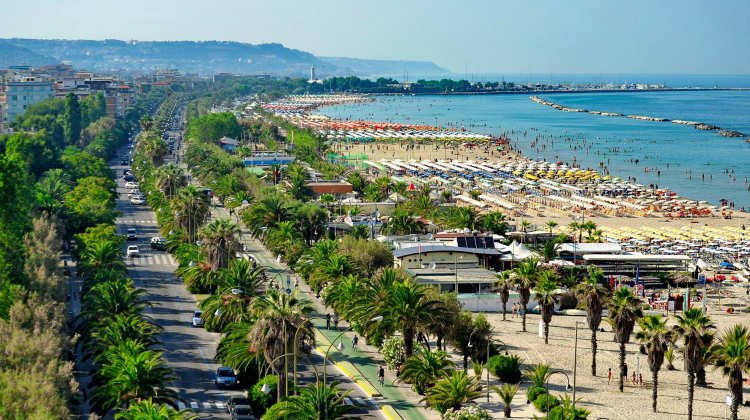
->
[109,106,380,419]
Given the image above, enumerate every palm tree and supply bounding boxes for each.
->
[114,398,195,420]
[155,163,186,198]
[77,240,126,281]
[711,325,750,420]
[384,209,425,235]
[534,272,558,344]
[496,271,512,321]
[309,254,353,292]
[568,221,583,242]
[635,314,673,412]
[91,340,176,413]
[274,382,352,419]
[607,286,642,392]
[519,219,531,233]
[444,207,479,230]
[248,290,315,398]
[87,313,161,358]
[512,258,540,332]
[549,395,590,420]
[35,168,72,216]
[198,218,241,271]
[493,383,519,418]
[423,370,481,414]
[139,134,169,166]
[399,347,454,394]
[323,274,363,318]
[480,211,509,235]
[581,221,598,241]
[215,321,260,372]
[546,220,558,233]
[175,261,219,294]
[242,193,291,234]
[574,266,608,376]
[673,308,715,420]
[525,363,551,389]
[171,185,210,242]
[80,278,148,331]
[386,280,442,357]
[139,116,154,132]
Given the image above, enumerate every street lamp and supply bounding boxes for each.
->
[545,370,572,415]
[468,332,492,402]
[572,321,585,407]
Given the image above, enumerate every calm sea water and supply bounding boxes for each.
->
[323,91,750,208]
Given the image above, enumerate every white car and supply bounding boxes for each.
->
[125,181,139,189]
[192,310,204,327]
[130,196,145,205]
[126,245,139,257]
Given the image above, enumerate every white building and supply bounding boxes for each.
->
[0,76,54,130]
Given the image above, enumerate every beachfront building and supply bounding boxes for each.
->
[557,242,623,265]
[582,253,691,278]
[219,136,239,152]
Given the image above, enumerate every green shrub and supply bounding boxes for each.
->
[526,385,547,403]
[487,354,522,383]
[248,374,277,415]
[533,393,560,412]
[380,336,406,371]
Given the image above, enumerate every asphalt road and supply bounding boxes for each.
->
[108,107,381,419]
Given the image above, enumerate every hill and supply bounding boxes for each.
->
[0,38,450,78]
[0,40,59,68]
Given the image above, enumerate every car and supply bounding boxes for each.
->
[130,196,145,205]
[226,397,251,415]
[127,191,142,199]
[150,236,167,250]
[123,174,136,182]
[215,367,238,389]
[125,181,139,189]
[191,310,204,327]
[120,159,128,165]
[230,406,255,420]
[126,245,139,257]
[126,228,138,240]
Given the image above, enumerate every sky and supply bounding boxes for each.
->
[2,0,749,74]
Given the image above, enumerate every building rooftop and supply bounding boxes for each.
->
[582,254,690,262]
[559,243,623,254]
[405,267,499,284]
[394,245,500,258]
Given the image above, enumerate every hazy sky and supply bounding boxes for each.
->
[3,0,749,74]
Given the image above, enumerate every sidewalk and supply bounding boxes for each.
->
[211,205,435,420]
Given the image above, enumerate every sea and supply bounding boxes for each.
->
[322,88,750,209]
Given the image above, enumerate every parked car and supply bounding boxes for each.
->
[126,228,137,240]
[226,397,251,415]
[150,236,167,250]
[123,174,136,182]
[125,181,139,189]
[126,245,139,258]
[191,310,204,327]
[215,367,238,389]
[130,196,145,205]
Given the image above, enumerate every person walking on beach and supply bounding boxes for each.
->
[607,368,612,385]
[639,373,643,387]
[378,365,385,386]
[623,362,628,385]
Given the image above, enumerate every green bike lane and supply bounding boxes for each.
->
[211,207,431,420]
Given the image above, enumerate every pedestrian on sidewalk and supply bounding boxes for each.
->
[607,367,612,385]
[378,365,385,386]
[333,313,339,330]
[352,334,359,351]
[326,313,331,330]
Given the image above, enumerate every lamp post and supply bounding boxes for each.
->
[545,370,572,415]
[468,333,492,402]
[262,352,296,402]
[572,321,585,407]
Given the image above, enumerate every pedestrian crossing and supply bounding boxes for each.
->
[176,400,226,411]
[125,253,177,266]
[116,219,157,224]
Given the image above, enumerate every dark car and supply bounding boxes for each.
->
[120,159,129,165]
[226,396,251,414]
[123,174,136,182]
[215,367,238,389]
[231,406,255,420]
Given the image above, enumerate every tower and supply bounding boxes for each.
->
[310,64,315,82]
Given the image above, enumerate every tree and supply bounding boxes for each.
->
[171,185,210,242]
[607,286,642,392]
[423,370,481,414]
[534,272,558,344]
[91,340,176,413]
[35,169,72,216]
[155,163,186,198]
[493,383,519,418]
[269,382,352,419]
[115,398,195,419]
[64,176,118,233]
[512,258,539,332]
[546,220,558,233]
[448,311,491,370]
[636,314,673,413]
[138,134,169,166]
[711,325,750,420]
[443,206,479,230]
[673,308,715,420]
[548,395,590,420]
[384,209,425,235]
[337,236,393,276]
[399,347,454,394]
[574,266,608,376]
[64,93,81,145]
[480,211,509,235]
[248,290,315,398]
[198,218,241,271]
[496,271,512,321]
[386,280,442,357]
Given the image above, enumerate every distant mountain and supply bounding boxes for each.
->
[318,56,449,79]
[0,38,449,78]
[0,40,59,68]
